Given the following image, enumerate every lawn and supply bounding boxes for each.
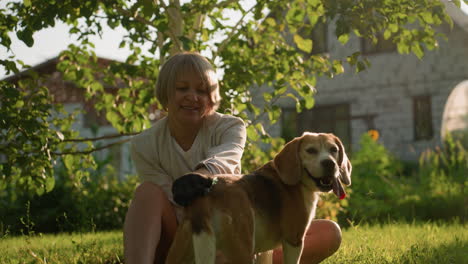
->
[323,221,468,264]
[1,222,466,264]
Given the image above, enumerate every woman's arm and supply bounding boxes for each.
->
[197,116,247,175]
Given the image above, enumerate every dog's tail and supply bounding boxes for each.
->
[172,173,216,207]
[193,227,217,264]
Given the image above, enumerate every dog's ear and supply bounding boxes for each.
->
[334,136,352,186]
[273,137,302,185]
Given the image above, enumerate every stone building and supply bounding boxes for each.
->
[3,57,136,179]
[275,4,468,160]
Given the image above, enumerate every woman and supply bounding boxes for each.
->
[123,52,341,264]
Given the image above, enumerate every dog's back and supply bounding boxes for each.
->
[167,169,311,263]
[167,133,352,264]
[167,174,258,263]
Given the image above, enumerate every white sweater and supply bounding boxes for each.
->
[130,112,246,203]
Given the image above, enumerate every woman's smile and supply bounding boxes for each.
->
[167,70,214,128]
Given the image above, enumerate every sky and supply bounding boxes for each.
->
[462,0,468,13]
[1,1,467,79]
[0,0,259,78]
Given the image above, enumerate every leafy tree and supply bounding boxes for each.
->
[0,0,466,194]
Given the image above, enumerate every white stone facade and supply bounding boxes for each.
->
[277,16,468,160]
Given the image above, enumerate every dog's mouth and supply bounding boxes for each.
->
[305,169,346,200]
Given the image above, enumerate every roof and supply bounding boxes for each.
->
[2,56,116,83]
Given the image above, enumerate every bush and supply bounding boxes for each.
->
[0,159,138,236]
[338,133,467,226]
[2,132,465,236]
[398,133,467,221]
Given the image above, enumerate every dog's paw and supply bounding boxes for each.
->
[172,173,214,207]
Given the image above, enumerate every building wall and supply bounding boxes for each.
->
[3,60,136,180]
[61,102,134,180]
[276,22,468,160]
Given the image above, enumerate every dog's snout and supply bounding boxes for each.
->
[321,159,335,171]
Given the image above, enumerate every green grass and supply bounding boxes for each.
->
[1,222,466,264]
[0,231,123,264]
[324,222,468,264]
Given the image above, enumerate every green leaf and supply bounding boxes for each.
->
[397,42,410,54]
[23,0,31,7]
[45,176,55,192]
[333,60,344,74]
[338,34,349,45]
[294,34,313,53]
[36,187,45,196]
[303,94,315,109]
[179,36,194,51]
[90,82,103,92]
[268,105,281,124]
[383,30,391,40]
[14,100,24,108]
[263,92,272,101]
[64,155,75,170]
[356,61,366,73]
[421,12,434,24]
[246,125,259,142]
[388,24,398,33]
[106,111,120,126]
[346,52,360,65]
[265,18,276,27]
[16,28,34,47]
[411,43,424,59]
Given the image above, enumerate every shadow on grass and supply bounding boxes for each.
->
[396,239,468,264]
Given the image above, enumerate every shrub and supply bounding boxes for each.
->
[335,133,405,224]
[2,132,465,236]
[398,133,467,221]
[338,133,467,226]
[0,159,138,236]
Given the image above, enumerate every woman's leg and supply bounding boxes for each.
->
[124,182,178,264]
[272,219,342,264]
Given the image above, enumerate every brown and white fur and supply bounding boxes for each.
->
[166,132,352,264]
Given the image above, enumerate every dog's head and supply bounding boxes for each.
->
[273,132,352,199]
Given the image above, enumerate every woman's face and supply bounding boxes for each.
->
[167,70,214,127]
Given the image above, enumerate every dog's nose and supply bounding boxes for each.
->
[321,159,335,171]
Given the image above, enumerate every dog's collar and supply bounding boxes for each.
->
[206,176,218,193]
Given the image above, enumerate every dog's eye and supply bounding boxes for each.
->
[330,146,339,153]
[306,147,318,154]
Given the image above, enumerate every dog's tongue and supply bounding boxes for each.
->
[332,178,346,200]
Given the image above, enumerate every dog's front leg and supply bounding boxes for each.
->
[282,241,304,264]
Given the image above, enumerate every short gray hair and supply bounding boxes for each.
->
[155,52,221,112]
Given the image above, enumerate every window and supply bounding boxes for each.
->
[281,109,299,142]
[281,104,351,150]
[413,95,433,140]
[108,143,122,176]
[361,33,396,54]
[297,21,328,55]
[83,103,110,128]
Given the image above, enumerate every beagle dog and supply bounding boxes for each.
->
[166,132,352,264]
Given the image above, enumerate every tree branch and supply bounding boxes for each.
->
[160,0,184,53]
[113,6,156,28]
[187,13,206,40]
[188,0,239,16]
[60,132,140,143]
[52,138,131,156]
[212,4,257,59]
